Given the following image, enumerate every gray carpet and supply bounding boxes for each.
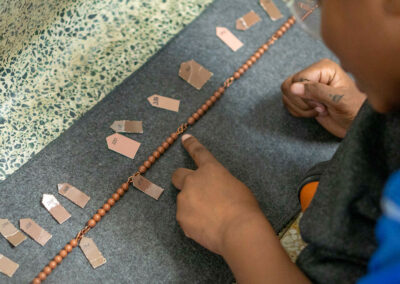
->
[0,0,339,282]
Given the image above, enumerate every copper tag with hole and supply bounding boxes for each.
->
[216,27,243,51]
[260,0,283,21]
[0,254,19,277]
[79,237,106,269]
[19,218,52,246]
[58,183,90,208]
[236,10,261,31]
[0,219,26,247]
[131,174,165,200]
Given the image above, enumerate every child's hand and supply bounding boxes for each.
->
[172,134,264,255]
[281,59,366,138]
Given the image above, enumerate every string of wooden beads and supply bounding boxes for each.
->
[32,16,296,283]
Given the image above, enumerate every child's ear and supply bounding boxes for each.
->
[384,0,400,15]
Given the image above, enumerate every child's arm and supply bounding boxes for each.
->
[172,135,310,284]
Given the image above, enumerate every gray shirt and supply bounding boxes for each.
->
[297,102,400,283]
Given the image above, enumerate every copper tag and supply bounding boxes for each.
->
[131,174,165,200]
[0,219,27,247]
[260,0,283,21]
[0,254,19,277]
[216,27,243,52]
[19,218,52,246]
[110,120,143,134]
[236,10,261,31]
[179,60,213,90]
[147,94,180,112]
[106,133,141,159]
[42,194,71,224]
[58,183,90,208]
[79,237,106,269]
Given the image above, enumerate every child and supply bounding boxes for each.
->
[171,0,400,283]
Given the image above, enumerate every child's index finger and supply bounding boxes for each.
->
[181,134,218,168]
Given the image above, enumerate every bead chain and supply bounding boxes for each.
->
[32,16,297,284]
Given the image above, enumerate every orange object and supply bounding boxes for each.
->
[299,181,319,212]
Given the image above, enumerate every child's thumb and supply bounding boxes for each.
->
[291,81,339,107]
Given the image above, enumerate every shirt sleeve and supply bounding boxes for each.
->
[357,170,400,284]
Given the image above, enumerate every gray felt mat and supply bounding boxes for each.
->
[0,0,339,283]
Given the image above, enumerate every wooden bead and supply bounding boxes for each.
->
[197,109,204,116]
[242,63,249,71]
[288,18,295,25]
[107,198,115,206]
[144,160,151,168]
[258,47,265,54]
[49,261,57,269]
[88,219,96,228]
[238,68,245,75]
[60,249,68,258]
[280,26,287,33]
[122,182,129,190]
[193,113,200,120]
[276,30,283,38]
[33,278,41,284]
[97,208,106,217]
[139,165,147,174]
[112,193,120,201]
[284,22,291,29]
[246,60,253,67]
[148,155,156,163]
[171,132,178,140]
[206,99,213,107]
[153,151,160,158]
[38,272,47,281]
[162,141,169,150]
[262,44,269,51]
[65,244,73,253]
[254,52,261,59]
[218,87,225,94]
[93,213,101,222]
[117,188,125,196]
[43,266,52,275]
[250,56,257,63]
[233,72,240,79]
[268,39,275,45]
[210,95,217,103]
[157,146,165,154]
[201,104,208,111]
[166,137,174,145]
[54,255,63,264]
[70,239,78,248]
[188,117,195,125]
[214,92,222,99]
[103,203,111,212]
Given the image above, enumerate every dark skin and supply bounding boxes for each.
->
[172,0,400,283]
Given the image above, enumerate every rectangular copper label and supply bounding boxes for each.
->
[19,218,52,246]
[110,120,143,134]
[58,183,90,208]
[236,10,261,31]
[106,133,141,159]
[0,254,19,277]
[0,219,26,247]
[179,60,213,90]
[147,94,180,112]
[42,194,71,224]
[132,174,165,200]
[260,0,283,21]
[216,27,243,52]
[79,237,106,269]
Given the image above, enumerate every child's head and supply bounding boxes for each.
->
[319,0,400,113]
